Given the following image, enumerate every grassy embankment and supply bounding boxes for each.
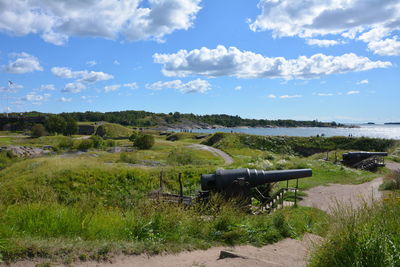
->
[0,130,397,264]
[0,131,327,263]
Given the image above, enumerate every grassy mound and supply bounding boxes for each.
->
[203,133,397,156]
[95,123,133,138]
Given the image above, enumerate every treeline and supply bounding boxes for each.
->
[2,110,342,128]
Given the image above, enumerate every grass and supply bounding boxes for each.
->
[204,132,397,156]
[96,123,134,138]
[309,197,400,267]
[0,202,327,263]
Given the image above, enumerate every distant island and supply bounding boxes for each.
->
[0,110,344,131]
[385,122,400,125]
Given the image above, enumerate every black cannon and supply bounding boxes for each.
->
[200,168,312,201]
[341,152,387,170]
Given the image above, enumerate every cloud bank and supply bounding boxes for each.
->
[154,45,391,79]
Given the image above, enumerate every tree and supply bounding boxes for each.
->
[134,134,155,149]
[30,124,47,138]
[64,117,78,135]
[45,115,66,134]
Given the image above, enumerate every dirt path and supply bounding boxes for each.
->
[300,162,400,214]
[187,144,234,165]
[18,234,315,267]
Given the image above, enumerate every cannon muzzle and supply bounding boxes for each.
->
[201,168,312,191]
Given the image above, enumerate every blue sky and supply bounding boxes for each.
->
[0,0,399,123]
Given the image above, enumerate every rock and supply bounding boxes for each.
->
[218,251,248,260]
[195,135,207,139]
[0,146,51,158]
[106,146,135,153]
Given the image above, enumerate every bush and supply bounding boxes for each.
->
[89,135,104,149]
[133,134,154,150]
[380,170,400,190]
[77,139,93,151]
[128,131,140,142]
[105,139,115,147]
[167,148,204,165]
[45,115,67,135]
[58,137,74,150]
[30,124,47,138]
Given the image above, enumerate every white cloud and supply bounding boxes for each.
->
[113,60,120,65]
[316,93,334,96]
[347,90,360,95]
[249,0,400,38]
[59,97,72,102]
[38,84,56,91]
[279,94,302,99]
[267,94,276,99]
[62,82,86,93]
[0,0,202,45]
[234,85,242,91]
[123,83,139,89]
[3,52,43,74]
[104,84,121,92]
[146,79,211,93]
[306,39,341,47]
[154,45,391,80]
[357,79,369,85]
[249,0,400,56]
[21,92,50,104]
[86,60,97,67]
[366,37,400,56]
[51,67,113,83]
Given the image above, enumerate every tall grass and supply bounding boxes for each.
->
[309,198,400,267]
[0,201,327,261]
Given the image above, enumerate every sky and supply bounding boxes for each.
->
[0,0,399,123]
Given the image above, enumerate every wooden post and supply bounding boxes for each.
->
[286,179,289,190]
[294,178,299,207]
[178,173,183,203]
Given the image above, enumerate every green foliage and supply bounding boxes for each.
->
[45,115,67,135]
[309,199,400,267]
[105,139,115,147]
[167,148,205,165]
[380,170,400,190]
[205,133,396,156]
[89,135,104,149]
[77,139,93,151]
[30,124,47,138]
[95,123,133,138]
[134,134,155,150]
[57,137,74,150]
[0,151,14,170]
[128,131,140,142]
[64,117,78,136]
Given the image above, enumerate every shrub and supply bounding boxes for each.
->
[128,131,141,142]
[380,170,400,190]
[45,115,67,135]
[30,124,48,138]
[58,137,74,150]
[105,139,115,147]
[89,135,104,149]
[167,149,196,165]
[133,134,154,149]
[64,117,78,136]
[77,139,93,151]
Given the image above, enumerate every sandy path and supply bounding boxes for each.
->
[187,144,234,165]
[14,234,316,267]
[300,162,400,214]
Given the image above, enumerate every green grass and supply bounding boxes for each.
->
[96,123,134,138]
[204,133,397,156]
[0,202,327,263]
[309,197,400,267]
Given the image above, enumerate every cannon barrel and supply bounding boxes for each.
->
[201,168,312,191]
